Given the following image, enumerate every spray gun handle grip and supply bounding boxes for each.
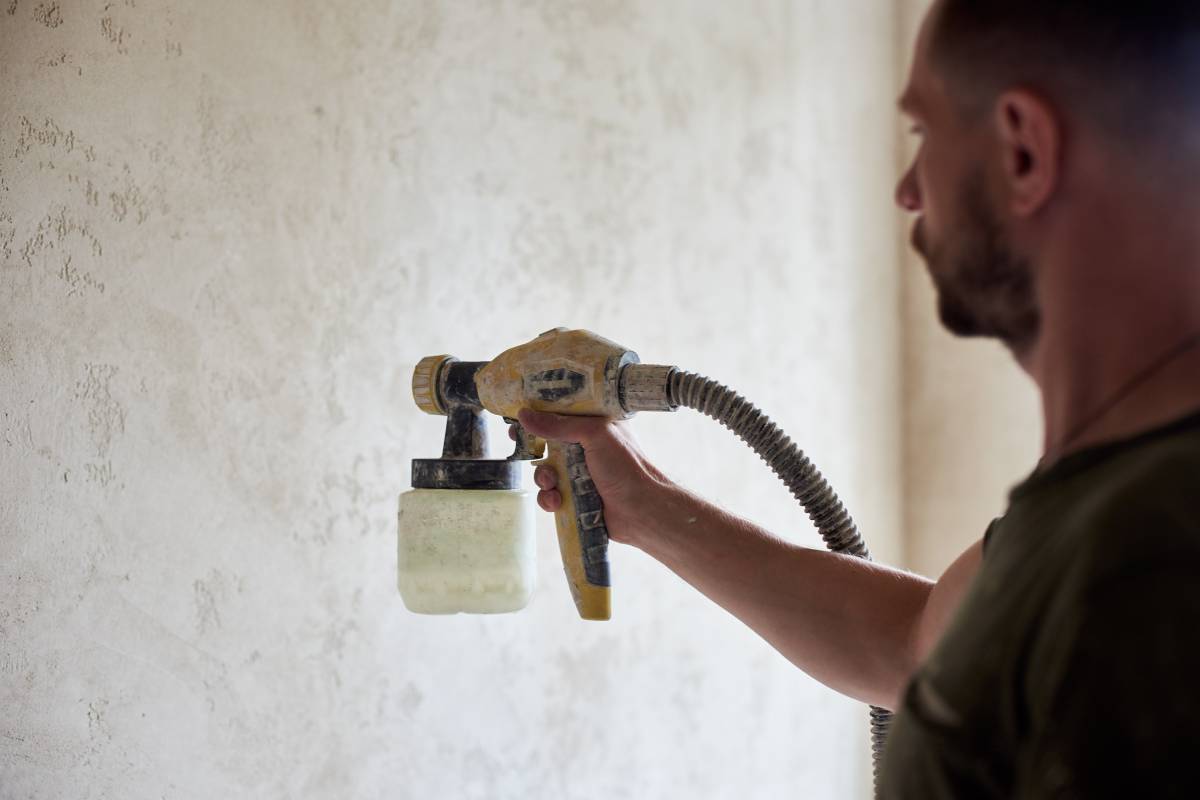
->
[538,441,611,621]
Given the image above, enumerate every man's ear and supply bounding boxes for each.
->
[994,89,1061,217]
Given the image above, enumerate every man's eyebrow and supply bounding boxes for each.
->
[897,92,918,114]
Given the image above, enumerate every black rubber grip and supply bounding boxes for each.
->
[564,443,611,587]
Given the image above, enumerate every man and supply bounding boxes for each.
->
[518,1,1200,795]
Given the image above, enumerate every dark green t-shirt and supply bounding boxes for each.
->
[880,410,1200,798]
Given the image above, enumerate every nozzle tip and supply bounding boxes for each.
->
[412,355,454,415]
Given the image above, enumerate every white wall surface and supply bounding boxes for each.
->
[895,0,1041,578]
[1,2,902,799]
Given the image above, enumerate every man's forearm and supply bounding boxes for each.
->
[631,484,932,710]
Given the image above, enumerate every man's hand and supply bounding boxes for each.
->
[512,408,672,548]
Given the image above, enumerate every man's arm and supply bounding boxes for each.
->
[518,410,983,710]
[634,485,981,710]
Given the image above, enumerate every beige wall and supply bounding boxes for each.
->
[2,2,903,798]
[896,0,1042,578]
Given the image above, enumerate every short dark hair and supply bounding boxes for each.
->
[930,1,1200,146]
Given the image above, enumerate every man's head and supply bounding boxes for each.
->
[897,0,1200,355]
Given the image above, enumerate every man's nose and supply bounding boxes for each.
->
[895,163,922,212]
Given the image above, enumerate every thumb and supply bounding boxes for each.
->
[518,409,608,445]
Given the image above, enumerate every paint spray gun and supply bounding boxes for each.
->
[397,327,893,779]
[398,328,673,621]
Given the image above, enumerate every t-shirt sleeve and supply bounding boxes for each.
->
[1018,564,1200,798]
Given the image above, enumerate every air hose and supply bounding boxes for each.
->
[662,369,892,795]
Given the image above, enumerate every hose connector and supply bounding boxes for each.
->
[619,364,678,413]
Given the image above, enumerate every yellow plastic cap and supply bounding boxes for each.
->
[412,355,452,415]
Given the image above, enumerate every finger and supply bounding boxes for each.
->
[508,424,518,442]
[537,489,561,512]
[518,408,607,445]
[534,465,557,489]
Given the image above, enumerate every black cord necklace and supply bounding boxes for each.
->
[1045,329,1200,464]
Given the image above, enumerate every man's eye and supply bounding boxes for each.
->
[909,125,926,138]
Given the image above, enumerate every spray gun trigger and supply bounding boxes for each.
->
[508,422,546,461]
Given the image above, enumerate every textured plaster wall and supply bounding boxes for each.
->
[1,2,901,799]
[896,0,1041,578]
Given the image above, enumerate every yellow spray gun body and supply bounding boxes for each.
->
[480,328,644,620]
[411,328,676,620]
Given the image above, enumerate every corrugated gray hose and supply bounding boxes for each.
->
[665,369,892,795]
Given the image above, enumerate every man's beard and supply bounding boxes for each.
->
[913,170,1041,353]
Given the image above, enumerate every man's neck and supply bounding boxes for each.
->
[1026,329,1200,468]
[1019,209,1200,468]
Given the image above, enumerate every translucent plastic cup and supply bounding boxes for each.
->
[397,488,537,614]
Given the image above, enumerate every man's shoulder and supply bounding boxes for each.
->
[1020,422,1200,709]
[1054,424,1200,589]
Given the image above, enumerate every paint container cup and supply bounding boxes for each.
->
[397,488,537,614]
